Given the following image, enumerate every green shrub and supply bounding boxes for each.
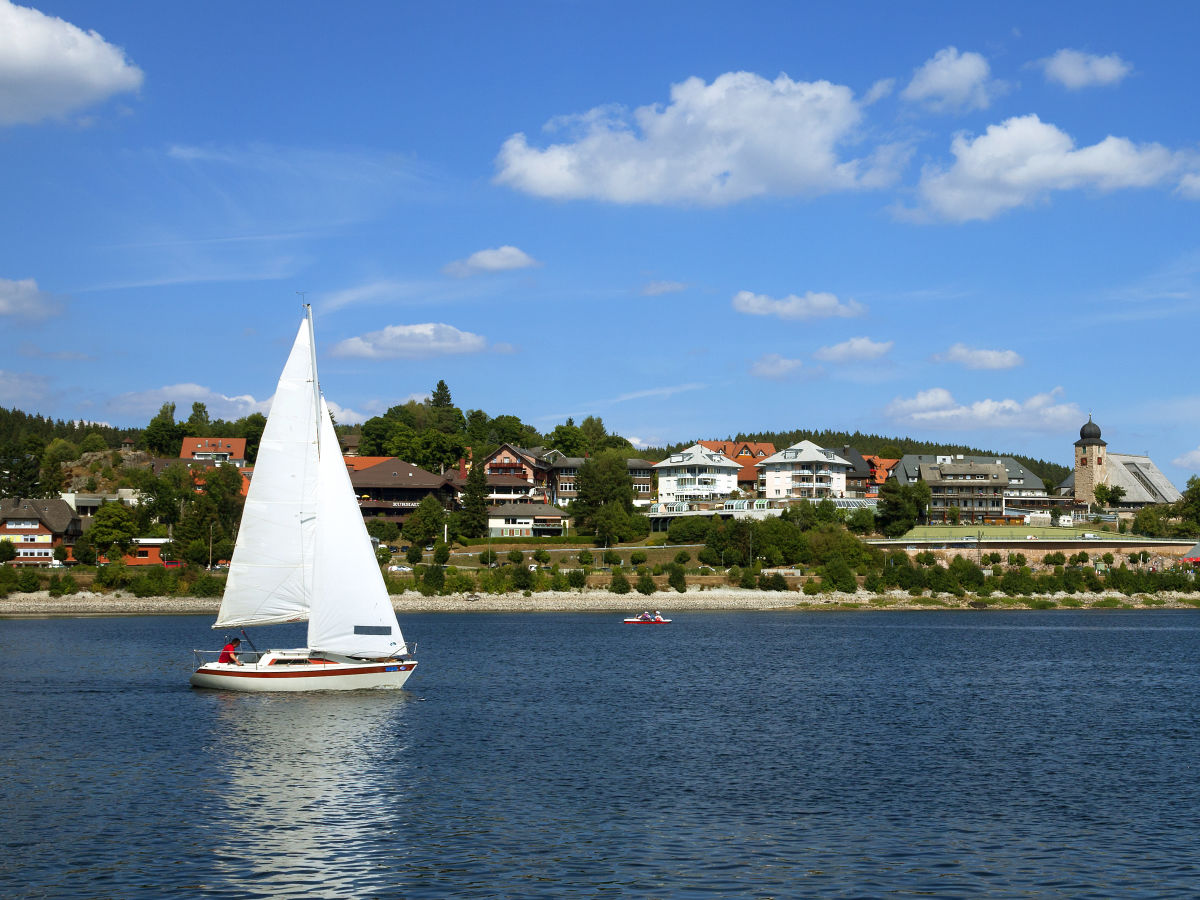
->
[444,567,477,594]
[668,565,686,593]
[636,572,656,595]
[603,550,621,566]
[567,569,586,590]
[630,551,647,566]
[191,574,225,597]
[609,570,631,594]
[802,580,821,595]
[18,569,41,592]
[511,566,532,591]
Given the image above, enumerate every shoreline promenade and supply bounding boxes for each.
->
[2,588,1198,617]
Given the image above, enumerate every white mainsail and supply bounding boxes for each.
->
[308,398,406,657]
[215,319,319,627]
[214,310,405,660]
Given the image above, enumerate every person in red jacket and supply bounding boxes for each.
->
[218,637,243,666]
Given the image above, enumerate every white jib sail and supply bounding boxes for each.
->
[307,397,407,658]
[215,319,319,627]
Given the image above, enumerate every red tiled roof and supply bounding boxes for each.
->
[861,455,900,485]
[698,440,776,483]
[180,437,247,460]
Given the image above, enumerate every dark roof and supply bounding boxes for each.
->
[1075,416,1106,447]
[894,454,1045,491]
[0,498,81,535]
[347,458,448,489]
[838,445,872,479]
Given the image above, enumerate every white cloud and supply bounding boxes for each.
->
[106,383,268,420]
[910,114,1179,221]
[813,336,892,362]
[732,290,864,320]
[324,399,366,426]
[442,245,540,278]
[750,353,805,379]
[0,0,142,125]
[1173,447,1200,470]
[934,342,1023,369]
[0,277,61,318]
[886,386,1081,431]
[642,280,687,296]
[901,47,998,113]
[495,70,899,205]
[329,323,488,359]
[1040,49,1132,90]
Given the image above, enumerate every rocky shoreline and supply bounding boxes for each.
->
[2,588,1198,617]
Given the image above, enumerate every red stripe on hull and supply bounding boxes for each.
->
[197,663,416,679]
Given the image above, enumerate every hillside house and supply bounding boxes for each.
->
[0,498,82,566]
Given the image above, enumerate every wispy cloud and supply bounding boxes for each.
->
[19,342,90,361]
[814,336,892,362]
[750,353,805,379]
[0,277,62,318]
[642,280,687,296]
[732,290,864,320]
[610,383,705,404]
[329,323,489,359]
[0,369,53,407]
[0,0,143,126]
[887,386,1080,431]
[442,245,540,278]
[933,342,1023,370]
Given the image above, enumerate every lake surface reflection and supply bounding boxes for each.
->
[2,610,1199,897]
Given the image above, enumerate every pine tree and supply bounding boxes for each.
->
[459,458,489,538]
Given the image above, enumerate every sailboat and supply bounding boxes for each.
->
[190,306,417,691]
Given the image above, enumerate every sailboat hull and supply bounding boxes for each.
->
[191,655,417,692]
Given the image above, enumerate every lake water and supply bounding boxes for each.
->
[2,609,1199,898]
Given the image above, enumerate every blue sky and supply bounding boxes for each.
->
[2,1,1199,482]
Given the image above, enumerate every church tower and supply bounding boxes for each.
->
[1073,416,1107,505]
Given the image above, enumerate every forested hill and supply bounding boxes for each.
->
[653,428,1071,489]
[0,406,134,450]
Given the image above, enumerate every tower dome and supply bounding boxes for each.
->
[1075,415,1106,447]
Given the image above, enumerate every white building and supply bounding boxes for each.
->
[756,440,851,500]
[653,444,741,503]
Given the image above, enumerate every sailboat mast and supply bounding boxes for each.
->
[304,303,321,456]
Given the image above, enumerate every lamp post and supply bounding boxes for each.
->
[208,521,214,570]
